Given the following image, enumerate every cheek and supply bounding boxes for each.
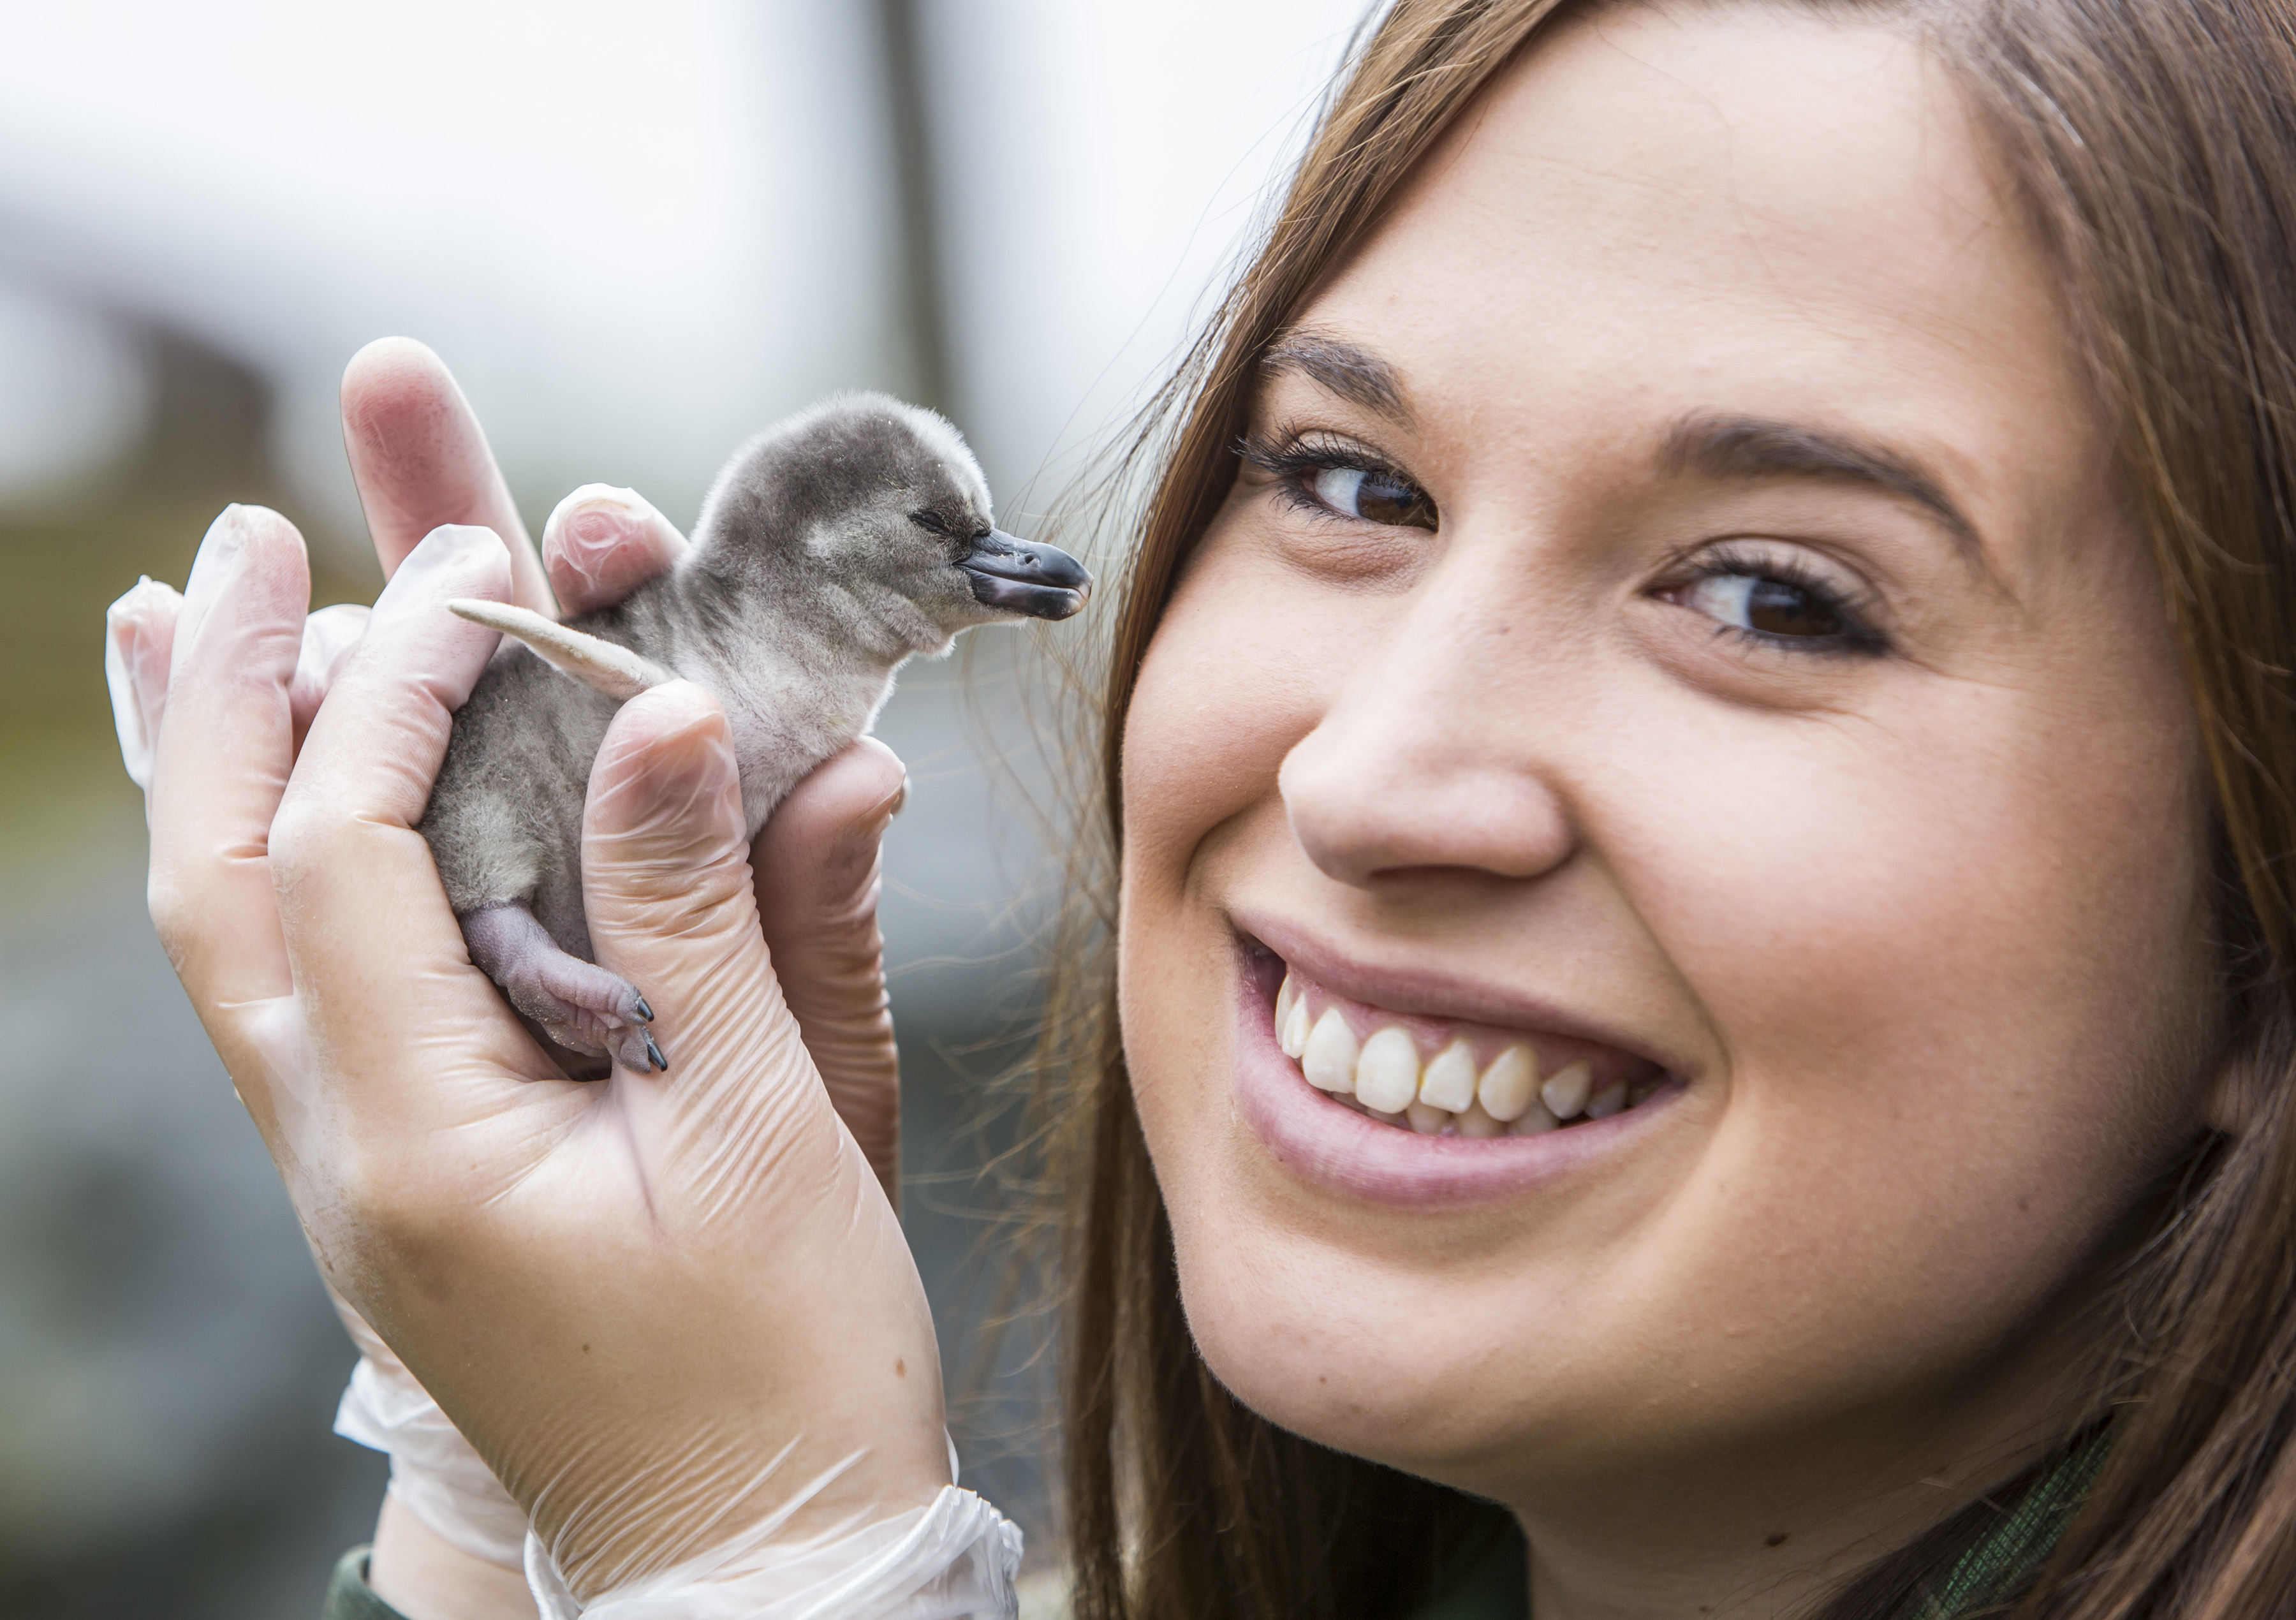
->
[1592,675,2216,1389]
[1115,531,1339,1215]
[1118,547,1330,882]
[1642,685,2210,1112]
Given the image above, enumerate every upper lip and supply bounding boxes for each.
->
[1233,906,1687,1077]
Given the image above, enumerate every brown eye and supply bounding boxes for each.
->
[1745,579,1846,637]
[1679,571,1861,644]
[1306,465,1437,529]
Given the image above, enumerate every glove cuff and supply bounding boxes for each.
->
[334,1355,530,1569]
[524,1484,1023,1620]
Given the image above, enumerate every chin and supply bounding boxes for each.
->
[1168,1219,1549,1489]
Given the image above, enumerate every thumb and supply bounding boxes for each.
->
[582,686,841,1195]
[582,681,754,930]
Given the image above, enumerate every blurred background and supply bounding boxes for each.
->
[0,3,1368,1613]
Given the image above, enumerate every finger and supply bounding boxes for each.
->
[272,526,535,1107]
[542,485,688,616]
[752,738,907,1198]
[105,575,183,795]
[288,602,372,753]
[341,337,554,614]
[582,686,846,1213]
[145,506,309,1015]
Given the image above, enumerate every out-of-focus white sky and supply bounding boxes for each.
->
[0,0,1372,534]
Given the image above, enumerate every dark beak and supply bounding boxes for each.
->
[958,528,1092,621]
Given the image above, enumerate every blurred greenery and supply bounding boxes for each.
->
[0,326,379,850]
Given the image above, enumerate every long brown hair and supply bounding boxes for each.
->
[1001,1,2296,1614]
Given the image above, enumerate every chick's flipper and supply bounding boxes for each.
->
[460,900,665,1073]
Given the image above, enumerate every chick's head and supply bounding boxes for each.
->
[696,392,1089,656]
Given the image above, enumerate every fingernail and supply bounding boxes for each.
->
[173,506,253,660]
[547,487,645,556]
[548,486,659,597]
[556,484,645,520]
[372,524,506,631]
[643,1030,667,1072]
[104,575,183,792]
[184,507,249,597]
[632,994,654,1023]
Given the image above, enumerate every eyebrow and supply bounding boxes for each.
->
[1260,329,1411,423]
[1659,413,1980,554]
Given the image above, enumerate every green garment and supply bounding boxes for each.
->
[316,1438,2095,1620]
[316,1541,1527,1619]
[321,1550,405,1620]
[1917,1434,2108,1620]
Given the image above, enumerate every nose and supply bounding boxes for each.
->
[1277,582,1578,888]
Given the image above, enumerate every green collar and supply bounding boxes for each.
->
[1412,1431,2107,1620]
[1918,1432,2108,1619]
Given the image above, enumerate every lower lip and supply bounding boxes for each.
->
[1227,945,1669,1206]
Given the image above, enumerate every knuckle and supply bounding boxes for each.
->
[338,1147,448,1253]
[146,874,200,971]
[266,794,349,893]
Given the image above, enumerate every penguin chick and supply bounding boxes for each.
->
[417,393,1090,1076]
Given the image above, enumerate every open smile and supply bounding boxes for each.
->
[1230,928,1681,1205]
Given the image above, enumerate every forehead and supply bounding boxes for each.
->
[1292,4,2101,535]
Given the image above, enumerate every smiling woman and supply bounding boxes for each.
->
[109,0,2296,1618]
[1053,0,2296,1615]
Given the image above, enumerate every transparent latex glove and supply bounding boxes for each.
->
[114,340,922,1615]
[110,513,525,1594]
[139,509,959,1608]
[331,1283,534,1569]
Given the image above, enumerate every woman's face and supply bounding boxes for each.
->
[1118,1,2216,1585]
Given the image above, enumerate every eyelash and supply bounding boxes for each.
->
[1237,429,1886,658]
[1237,427,1437,529]
[1667,543,1889,657]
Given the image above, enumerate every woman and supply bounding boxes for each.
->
[109,0,2296,1614]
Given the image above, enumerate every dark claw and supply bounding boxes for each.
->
[643,1030,668,1073]
[632,994,655,1023]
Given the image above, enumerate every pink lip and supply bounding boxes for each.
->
[1238,908,1679,1066]
[1226,928,1677,1207]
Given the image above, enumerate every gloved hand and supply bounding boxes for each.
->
[114,340,964,1616]
[144,503,975,1607]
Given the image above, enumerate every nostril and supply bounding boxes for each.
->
[1281,741,1577,887]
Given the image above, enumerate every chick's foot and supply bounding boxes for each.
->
[459,901,665,1073]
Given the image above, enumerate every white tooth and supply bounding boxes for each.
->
[1275,973,1297,1036]
[1302,1007,1360,1093]
[1366,1108,1408,1127]
[1586,1081,1628,1119]
[1541,1060,1593,1120]
[1476,1043,1539,1123]
[1419,1040,1479,1113]
[1455,1100,1505,1138]
[1354,1027,1422,1114]
[1508,1099,1561,1136]
[1281,995,1312,1060]
[1406,1100,1452,1135]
